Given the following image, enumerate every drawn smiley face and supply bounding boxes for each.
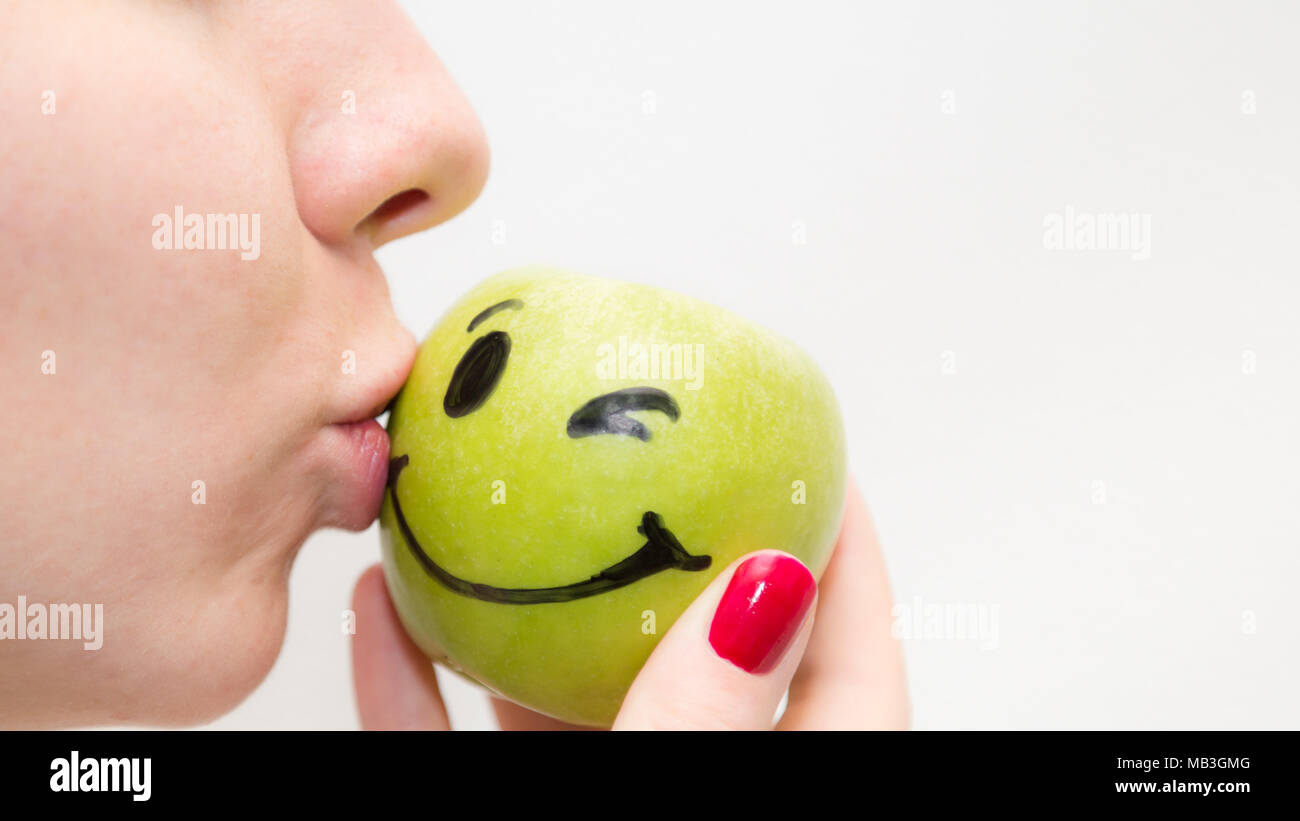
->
[386,298,714,604]
[377,267,845,725]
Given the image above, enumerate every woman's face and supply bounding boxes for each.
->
[0,0,489,726]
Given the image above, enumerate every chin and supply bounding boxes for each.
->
[120,577,292,728]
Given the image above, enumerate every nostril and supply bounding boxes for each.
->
[362,188,431,236]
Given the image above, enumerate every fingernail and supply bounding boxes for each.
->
[708,554,816,674]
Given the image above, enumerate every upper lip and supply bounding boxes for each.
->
[331,341,416,427]
[335,392,401,427]
[346,391,402,425]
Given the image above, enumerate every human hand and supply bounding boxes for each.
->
[350,478,907,730]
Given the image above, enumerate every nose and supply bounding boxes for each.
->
[282,3,490,250]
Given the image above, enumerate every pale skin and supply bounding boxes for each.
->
[1,0,906,730]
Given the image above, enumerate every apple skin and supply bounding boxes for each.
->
[379,266,845,726]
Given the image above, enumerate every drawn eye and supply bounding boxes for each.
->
[444,331,511,418]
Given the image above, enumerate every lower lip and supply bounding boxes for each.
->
[329,418,390,529]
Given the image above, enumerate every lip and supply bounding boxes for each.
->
[324,418,391,530]
[318,325,416,529]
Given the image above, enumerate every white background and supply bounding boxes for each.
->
[210,0,1300,729]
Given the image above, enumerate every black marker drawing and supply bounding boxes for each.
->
[567,387,680,442]
[444,330,511,418]
[386,455,711,604]
[466,298,524,333]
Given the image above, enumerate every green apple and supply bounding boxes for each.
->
[379,266,845,726]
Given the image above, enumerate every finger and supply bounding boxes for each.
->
[780,477,908,729]
[613,551,818,731]
[491,697,600,731]
[350,564,451,730]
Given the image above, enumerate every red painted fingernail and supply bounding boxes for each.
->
[708,554,816,674]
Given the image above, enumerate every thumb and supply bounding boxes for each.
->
[613,551,818,731]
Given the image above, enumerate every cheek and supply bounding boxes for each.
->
[5,5,309,401]
[0,5,330,637]
[115,570,291,727]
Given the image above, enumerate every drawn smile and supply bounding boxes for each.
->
[386,455,712,604]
